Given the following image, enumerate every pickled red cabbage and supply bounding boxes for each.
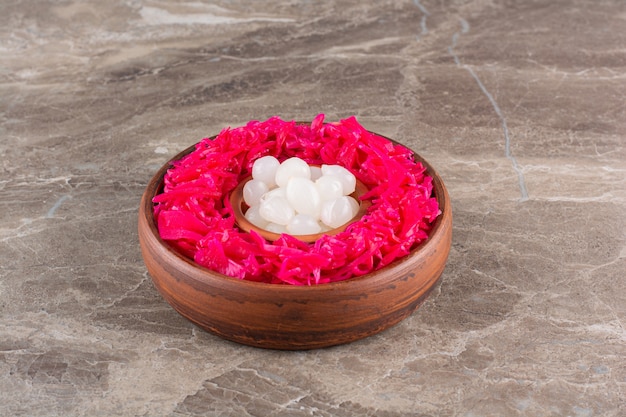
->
[153,115,440,285]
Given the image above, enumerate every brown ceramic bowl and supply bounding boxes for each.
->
[138,132,452,350]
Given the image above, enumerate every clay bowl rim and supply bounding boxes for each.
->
[139,130,451,294]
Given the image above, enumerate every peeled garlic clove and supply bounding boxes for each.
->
[320,196,358,229]
[318,222,333,233]
[244,204,269,229]
[287,214,322,235]
[259,196,295,225]
[346,196,360,217]
[315,175,344,201]
[275,157,311,188]
[265,222,288,234]
[321,164,356,195]
[252,155,280,188]
[260,186,286,202]
[243,179,269,207]
[286,177,321,218]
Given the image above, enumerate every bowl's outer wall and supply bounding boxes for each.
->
[138,136,452,350]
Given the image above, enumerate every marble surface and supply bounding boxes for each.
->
[1,0,625,415]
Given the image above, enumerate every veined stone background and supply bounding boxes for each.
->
[1,1,624,416]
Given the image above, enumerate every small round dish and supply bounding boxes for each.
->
[138,133,452,350]
[229,175,371,243]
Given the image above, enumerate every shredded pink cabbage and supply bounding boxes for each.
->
[153,115,440,285]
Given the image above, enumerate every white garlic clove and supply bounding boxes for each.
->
[275,157,311,188]
[259,196,295,225]
[315,175,344,201]
[243,179,269,207]
[252,155,280,188]
[346,196,360,217]
[287,214,322,235]
[286,177,321,218]
[244,204,269,229]
[320,196,358,228]
[264,222,288,234]
[260,186,286,203]
[321,164,356,195]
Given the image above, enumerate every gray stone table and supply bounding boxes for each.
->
[1,1,624,416]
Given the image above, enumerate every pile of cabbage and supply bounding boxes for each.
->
[153,115,440,285]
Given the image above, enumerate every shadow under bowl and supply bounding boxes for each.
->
[138,134,452,350]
